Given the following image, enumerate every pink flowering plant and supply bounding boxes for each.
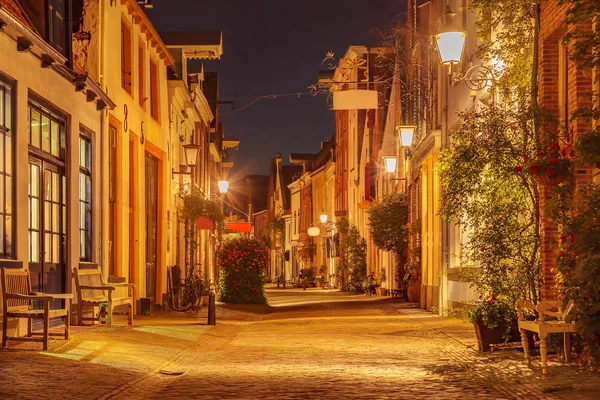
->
[218,238,269,304]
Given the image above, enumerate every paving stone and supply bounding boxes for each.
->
[1,289,599,399]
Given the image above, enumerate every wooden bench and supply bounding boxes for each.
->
[1,267,73,350]
[516,300,576,374]
[73,266,135,327]
[390,273,412,303]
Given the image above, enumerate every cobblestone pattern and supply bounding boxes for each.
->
[1,289,599,399]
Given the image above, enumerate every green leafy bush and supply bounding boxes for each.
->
[218,238,268,304]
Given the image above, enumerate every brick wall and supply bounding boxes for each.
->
[538,0,593,300]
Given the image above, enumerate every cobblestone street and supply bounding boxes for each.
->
[1,288,599,399]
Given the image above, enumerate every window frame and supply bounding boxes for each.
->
[78,127,93,262]
[121,18,133,95]
[0,73,14,259]
[138,39,146,109]
[149,57,160,122]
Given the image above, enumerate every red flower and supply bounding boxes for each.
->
[528,165,538,174]
[571,234,577,243]
[550,157,559,164]
[544,167,554,176]
[491,294,496,301]
[536,151,546,158]
[524,154,529,162]
[560,236,567,244]
[561,148,568,157]
[514,165,523,173]
[235,269,239,273]
[549,142,560,149]
[487,300,494,305]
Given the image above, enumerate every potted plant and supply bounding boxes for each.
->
[468,295,529,352]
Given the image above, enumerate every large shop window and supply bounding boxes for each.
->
[79,129,92,261]
[0,74,13,258]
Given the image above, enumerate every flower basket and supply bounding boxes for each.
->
[532,166,571,186]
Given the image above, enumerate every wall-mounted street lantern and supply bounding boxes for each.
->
[382,156,398,173]
[434,4,504,91]
[307,226,321,237]
[319,210,328,224]
[173,143,201,179]
[218,180,229,194]
[183,144,200,167]
[397,125,415,147]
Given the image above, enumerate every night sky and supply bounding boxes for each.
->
[148,0,404,177]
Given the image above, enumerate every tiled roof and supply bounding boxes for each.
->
[0,0,34,30]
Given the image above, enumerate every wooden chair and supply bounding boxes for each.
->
[1,267,73,351]
[73,266,135,327]
[516,300,576,374]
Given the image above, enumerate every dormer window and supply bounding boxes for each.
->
[48,0,67,55]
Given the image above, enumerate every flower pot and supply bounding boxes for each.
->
[533,168,570,186]
[376,287,387,296]
[201,295,209,307]
[473,321,534,352]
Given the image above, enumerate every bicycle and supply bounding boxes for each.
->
[167,264,203,312]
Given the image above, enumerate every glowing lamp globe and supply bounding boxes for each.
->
[383,156,397,173]
[319,212,328,224]
[183,144,200,167]
[307,226,321,237]
[217,180,229,194]
[397,126,415,147]
[435,31,466,65]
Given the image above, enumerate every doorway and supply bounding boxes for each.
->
[145,152,158,301]
[28,157,66,306]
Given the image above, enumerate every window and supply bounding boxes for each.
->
[79,129,92,261]
[558,41,569,129]
[150,58,160,121]
[0,74,13,258]
[108,124,117,274]
[48,0,67,55]
[28,102,65,159]
[121,20,132,94]
[138,41,146,108]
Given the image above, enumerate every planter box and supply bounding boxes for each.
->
[376,287,387,296]
[473,321,534,352]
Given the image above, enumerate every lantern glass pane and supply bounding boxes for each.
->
[435,31,466,65]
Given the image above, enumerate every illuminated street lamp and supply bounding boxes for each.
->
[183,144,200,167]
[434,5,466,66]
[307,226,321,237]
[218,180,229,194]
[383,156,397,173]
[397,125,415,147]
[319,210,328,224]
